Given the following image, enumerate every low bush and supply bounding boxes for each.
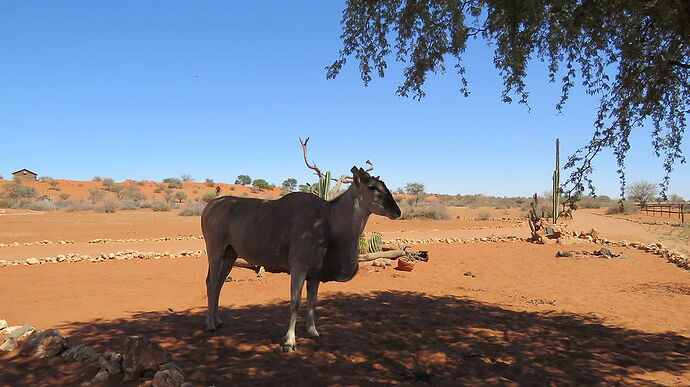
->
[163,178,183,189]
[151,201,172,212]
[201,191,218,202]
[0,199,13,208]
[398,201,450,220]
[120,200,139,210]
[66,202,93,212]
[28,201,58,211]
[605,201,640,215]
[178,202,206,216]
[11,199,32,209]
[95,200,119,213]
[475,210,491,221]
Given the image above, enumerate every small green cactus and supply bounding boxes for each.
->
[367,232,383,253]
[359,234,369,254]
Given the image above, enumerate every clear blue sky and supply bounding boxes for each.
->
[1,1,687,198]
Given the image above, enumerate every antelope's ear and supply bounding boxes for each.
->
[351,166,364,187]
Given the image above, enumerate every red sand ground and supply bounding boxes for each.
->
[0,205,688,386]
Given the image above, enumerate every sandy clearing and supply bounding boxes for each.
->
[0,204,688,385]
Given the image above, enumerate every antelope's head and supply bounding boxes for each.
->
[351,166,401,220]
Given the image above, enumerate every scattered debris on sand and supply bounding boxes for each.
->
[1,321,192,386]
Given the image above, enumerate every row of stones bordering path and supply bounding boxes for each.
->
[0,230,687,271]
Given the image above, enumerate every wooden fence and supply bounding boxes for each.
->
[638,202,688,223]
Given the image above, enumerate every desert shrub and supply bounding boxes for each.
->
[111,184,124,200]
[29,200,57,211]
[123,185,146,201]
[92,176,102,182]
[11,199,32,209]
[59,192,70,200]
[3,183,37,200]
[135,180,146,186]
[201,191,218,202]
[101,178,115,191]
[119,200,139,210]
[241,192,248,197]
[151,201,172,211]
[0,199,13,208]
[399,201,450,220]
[668,194,685,203]
[95,200,119,213]
[178,202,206,216]
[205,178,215,187]
[88,187,105,204]
[192,189,198,194]
[136,201,152,209]
[475,210,491,220]
[181,174,194,182]
[439,194,528,209]
[174,191,187,203]
[39,176,52,183]
[394,196,403,203]
[250,186,261,193]
[606,201,640,215]
[66,202,93,212]
[163,178,183,189]
[228,185,235,191]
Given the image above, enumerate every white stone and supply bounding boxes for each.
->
[25,258,40,265]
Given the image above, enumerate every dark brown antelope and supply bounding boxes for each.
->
[201,165,401,352]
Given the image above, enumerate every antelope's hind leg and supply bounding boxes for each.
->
[306,278,320,338]
[205,244,238,331]
[283,267,307,352]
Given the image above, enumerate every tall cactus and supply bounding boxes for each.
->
[553,138,560,224]
[314,171,332,200]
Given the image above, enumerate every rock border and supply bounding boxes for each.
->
[1,323,192,386]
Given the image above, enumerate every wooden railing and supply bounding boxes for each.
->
[638,202,688,223]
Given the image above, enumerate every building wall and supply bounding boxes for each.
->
[12,171,37,182]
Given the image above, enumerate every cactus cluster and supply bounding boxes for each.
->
[368,232,383,253]
[359,232,383,254]
[528,193,545,234]
[314,171,332,200]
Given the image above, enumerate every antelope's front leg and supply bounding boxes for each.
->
[306,278,320,338]
[283,269,306,352]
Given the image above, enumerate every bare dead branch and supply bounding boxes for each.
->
[358,249,406,261]
[298,134,323,178]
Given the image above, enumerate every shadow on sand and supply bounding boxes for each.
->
[2,291,689,386]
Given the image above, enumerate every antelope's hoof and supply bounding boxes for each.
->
[307,328,320,338]
[282,343,296,353]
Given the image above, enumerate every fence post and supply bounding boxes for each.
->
[682,204,685,223]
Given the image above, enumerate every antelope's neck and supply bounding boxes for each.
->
[328,185,370,245]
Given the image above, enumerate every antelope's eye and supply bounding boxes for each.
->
[368,185,376,190]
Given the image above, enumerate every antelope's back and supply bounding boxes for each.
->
[201,193,329,267]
